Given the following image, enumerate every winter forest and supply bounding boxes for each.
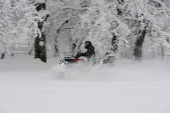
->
[0,0,170,61]
[1,0,170,113]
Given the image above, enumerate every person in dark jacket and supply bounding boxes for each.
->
[75,41,96,62]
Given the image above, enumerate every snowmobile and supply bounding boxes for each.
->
[59,52,115,66]
[59,55,84,65]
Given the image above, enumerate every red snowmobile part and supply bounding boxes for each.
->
[75,59,84,63]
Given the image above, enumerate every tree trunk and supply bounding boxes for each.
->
[111,33,118,53]
[34,2,49,62]
[41,33,46,62]
[35,35,41,59]
[34,32,47,62]
[28,47,33,55]
[161,44,164,59]
[1,53,5,59]
[134,27,147,61]
[71,42,76,55]
[54,37,59,57]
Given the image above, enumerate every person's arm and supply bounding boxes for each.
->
[75,50,90,59]
[83,50,90,57]
[75,46,94,59]
[75,53,85,59]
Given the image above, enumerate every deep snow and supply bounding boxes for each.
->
[0,55,170,113]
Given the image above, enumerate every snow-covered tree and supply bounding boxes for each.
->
[80,0,131,58]
[79,0,170,60]
[45,0,90,57]
[0,0,40,59]
[33,0,50,62]
[2,0,168,61]
[121,0,170,60]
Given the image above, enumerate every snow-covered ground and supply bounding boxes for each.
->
[0,55,170,113]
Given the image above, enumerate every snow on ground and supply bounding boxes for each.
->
[0,55,170,113]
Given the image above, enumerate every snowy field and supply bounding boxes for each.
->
[0,55,170,113]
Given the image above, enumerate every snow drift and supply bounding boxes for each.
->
[51,59,170,82]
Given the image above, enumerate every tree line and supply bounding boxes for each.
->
[0,0,170,62]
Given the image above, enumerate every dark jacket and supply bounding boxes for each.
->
[76,44,95,60]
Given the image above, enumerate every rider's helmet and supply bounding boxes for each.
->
[85,41,92,49]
